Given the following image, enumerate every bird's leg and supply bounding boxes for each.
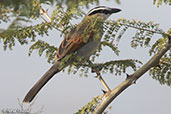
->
[96,71,111,92]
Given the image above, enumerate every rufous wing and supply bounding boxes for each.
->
[55,27,94,61]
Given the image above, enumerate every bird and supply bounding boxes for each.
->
[23,6,121,103]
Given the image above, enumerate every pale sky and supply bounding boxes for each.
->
[0,0,171,114]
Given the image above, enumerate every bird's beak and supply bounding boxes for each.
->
[110,8,121,13]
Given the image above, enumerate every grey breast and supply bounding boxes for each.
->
[77,38,100,59]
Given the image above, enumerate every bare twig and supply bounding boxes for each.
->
[40,8,52,22]
[96,71,111,92]
[40,15,48,23]
[93,41,171,114]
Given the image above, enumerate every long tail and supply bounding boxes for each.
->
[23,61,62,103]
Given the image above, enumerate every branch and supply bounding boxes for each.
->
[95,71,111,92]
[93,41,171,114]
[121,23,171,38]
[40,8,52,22]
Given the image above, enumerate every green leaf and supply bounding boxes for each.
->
[29,40,57,63]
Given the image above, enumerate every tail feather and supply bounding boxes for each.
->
[23,62,62,103]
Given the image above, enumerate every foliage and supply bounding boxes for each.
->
[68,59,142,77]
[74,95,112,114]
[150,57,171,86]
[149,29,171,86]
[153,0,171,7]
[0,0,120,23]
[75,96,101,114]
[28,17,164,77]
[0,21,52,50]
[29,40,57,63]
[0,0,42,22]
[67,18,169,78]
[1,3,170,87]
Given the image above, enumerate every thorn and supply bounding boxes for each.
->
[168,35,171,43]
[45,8,49,13]
[40,8,52,22]
[101,89,107,94]
[126,73,131,79]
[94,75,98,78]
[132,80,137,84]
[40,8,44,15]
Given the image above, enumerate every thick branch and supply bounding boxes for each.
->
[93,41,171,114]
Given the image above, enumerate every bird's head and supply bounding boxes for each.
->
[86,6,121,20]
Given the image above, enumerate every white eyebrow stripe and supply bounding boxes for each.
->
[87,7,109,15]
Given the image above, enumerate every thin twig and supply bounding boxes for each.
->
[39,8,63,32]
[40,8,52,22]
[120,23,171,38]
[40,15,48,23]
[96,71,111,92]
